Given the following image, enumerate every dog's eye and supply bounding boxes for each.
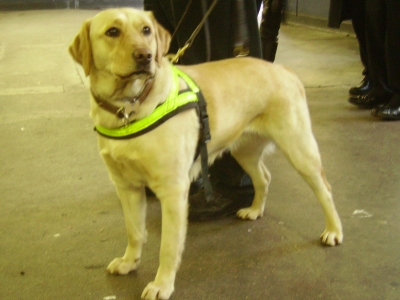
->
[106,27,120,37]
[143,26,151,36]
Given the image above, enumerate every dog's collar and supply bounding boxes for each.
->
[94,65,200,139]
[91,75,154,123]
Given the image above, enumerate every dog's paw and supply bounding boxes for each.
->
[237,207,263,221]
[320,229,343,246]
[141,281,174,300]
[106,257,139,275]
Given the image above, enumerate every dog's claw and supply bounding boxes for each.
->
[106,257,139,275]
[320,229,343,246]
[237,207,263,220]
[141,281,174,300]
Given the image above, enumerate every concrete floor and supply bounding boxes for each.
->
[0,9,399,300]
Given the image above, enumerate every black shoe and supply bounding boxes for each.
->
[188,185,254,222]
[372,93,400,120]
[188,152,255,221]
[348,87,392,108]
[188,175,255,222]
[349,76,374,97]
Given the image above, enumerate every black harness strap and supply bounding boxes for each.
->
[195,90,214,202]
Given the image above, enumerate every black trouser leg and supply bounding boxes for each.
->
[365,0,400,95]
[365,0,388,90]
[386,0,400,94]
[349,0,368,77]
[209,153,253,188]
[260,0,284,62]
[370,0,400,118]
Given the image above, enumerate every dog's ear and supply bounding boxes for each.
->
[68,20,92,76]
[148,12,171,65]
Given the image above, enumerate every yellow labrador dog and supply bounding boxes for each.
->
[69,8,343,300]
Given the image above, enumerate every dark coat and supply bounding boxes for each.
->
[328,0,352,28]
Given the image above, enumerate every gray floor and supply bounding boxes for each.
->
[1,9,399,300]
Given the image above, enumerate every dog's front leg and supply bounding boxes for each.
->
[141,186,188,300]
[107,185,147,275]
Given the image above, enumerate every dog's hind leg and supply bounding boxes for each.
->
[266,116,343,246]
[106,184,147,274]
[230,134,272,221]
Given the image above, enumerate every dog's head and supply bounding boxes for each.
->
[69,8,171,79]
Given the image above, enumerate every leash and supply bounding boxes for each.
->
[170,0,219,64]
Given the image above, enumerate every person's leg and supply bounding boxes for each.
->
[385,0,400,95]
[350,0,368,73]
[372,0,400,119]
[348,0,374,97]
[238,0,263,59]
[171,0,261,64]
[169,0,262,220]
[260,0,285,62]
[365,0,388,90]
[205,0,261,191]
[349,0,392,108]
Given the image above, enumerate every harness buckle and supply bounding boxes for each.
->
[200,115,211,143]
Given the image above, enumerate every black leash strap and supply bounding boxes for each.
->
[196,90,214,202]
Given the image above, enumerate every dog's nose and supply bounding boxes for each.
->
[133,48,152,65]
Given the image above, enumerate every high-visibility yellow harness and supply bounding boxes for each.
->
[93,65,214,202]
[95,66,204,140]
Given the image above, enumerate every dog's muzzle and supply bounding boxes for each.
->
[133,48,152,68]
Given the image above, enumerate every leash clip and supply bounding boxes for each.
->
[170,43,190,64]
[117,98,139,126]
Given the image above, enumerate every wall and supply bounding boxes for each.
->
[0,0,142,10]
[284,0,334,28]
[286,0,330,19]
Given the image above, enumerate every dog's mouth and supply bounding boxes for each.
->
[118,69,151,81]
[116,66,153,80]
